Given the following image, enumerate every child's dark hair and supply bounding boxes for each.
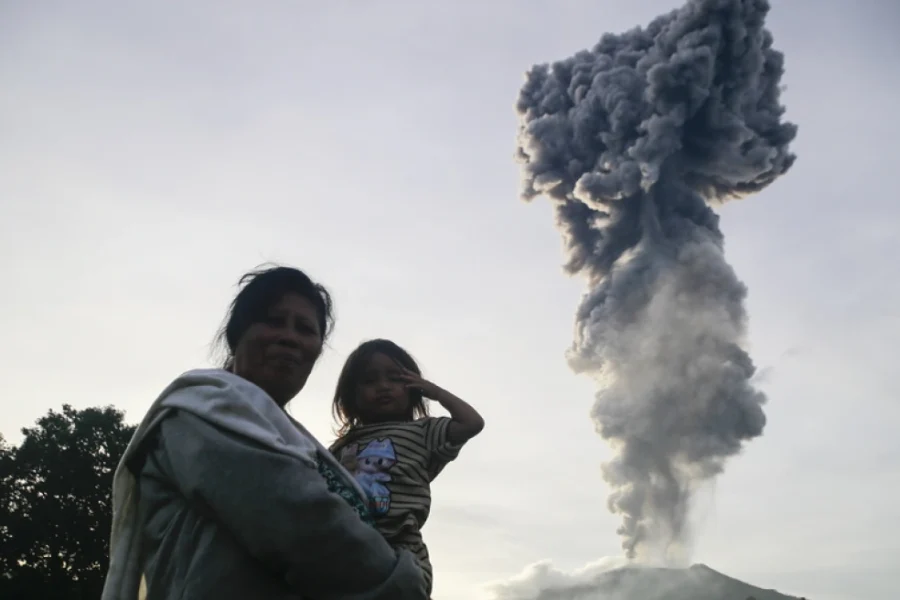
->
[332,339,430,435]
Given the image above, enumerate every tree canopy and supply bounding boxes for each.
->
[0,405,135,600]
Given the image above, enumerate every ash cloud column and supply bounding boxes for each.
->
[514,0,797,563]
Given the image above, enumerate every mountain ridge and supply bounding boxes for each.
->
[521,563,805,600]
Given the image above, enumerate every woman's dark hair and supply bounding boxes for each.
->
[332,339,429,435]
[215,264,334,367]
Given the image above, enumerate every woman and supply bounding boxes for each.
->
[102,266,427,600]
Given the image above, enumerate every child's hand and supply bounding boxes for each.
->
[398,368,446,401]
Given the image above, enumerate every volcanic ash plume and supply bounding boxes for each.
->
[514,0,796,562]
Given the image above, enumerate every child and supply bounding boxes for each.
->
[329,339,485,595]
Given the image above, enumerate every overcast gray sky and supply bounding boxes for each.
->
[1,2,898,599]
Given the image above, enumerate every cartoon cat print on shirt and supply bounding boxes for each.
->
[339,438,397,515]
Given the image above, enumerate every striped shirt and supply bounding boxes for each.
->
[329,417,463,591]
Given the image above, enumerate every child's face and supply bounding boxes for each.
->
[355,352,412,422]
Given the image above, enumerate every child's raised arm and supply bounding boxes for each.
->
[398,368,485,445]
[432,387,484,445]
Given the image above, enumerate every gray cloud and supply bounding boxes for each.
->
[514,0,796,562]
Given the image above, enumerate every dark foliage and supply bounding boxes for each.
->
[0,405,135,600]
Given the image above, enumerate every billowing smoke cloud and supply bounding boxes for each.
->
[515,0,796,562]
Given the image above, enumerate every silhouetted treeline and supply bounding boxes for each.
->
[0,405,134,600]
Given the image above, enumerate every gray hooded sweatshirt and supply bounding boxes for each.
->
[108,369,426,600]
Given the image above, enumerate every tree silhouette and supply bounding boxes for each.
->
[0,405,135,600]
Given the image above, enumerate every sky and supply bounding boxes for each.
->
[1,1,898,599]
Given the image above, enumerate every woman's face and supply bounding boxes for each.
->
[231,293,323,406]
